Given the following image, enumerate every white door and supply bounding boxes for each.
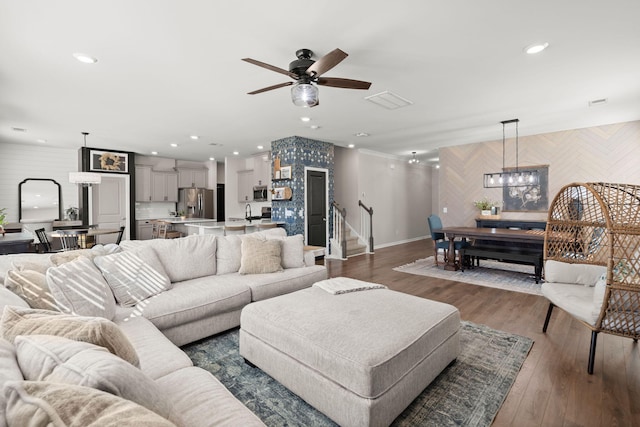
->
[92,175,128,244]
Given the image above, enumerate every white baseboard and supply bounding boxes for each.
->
[374,235,429,250]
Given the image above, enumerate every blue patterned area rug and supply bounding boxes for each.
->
[183,321,533,427]
[394,256,543,295]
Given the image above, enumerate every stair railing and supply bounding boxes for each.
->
[358,200,374,253]
[331,201,347,259]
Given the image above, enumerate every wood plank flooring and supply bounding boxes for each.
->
[324,240,640,427]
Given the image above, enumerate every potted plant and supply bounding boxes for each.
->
[0,207,6,235]
[66,206,79,221]
[473,198,498,216]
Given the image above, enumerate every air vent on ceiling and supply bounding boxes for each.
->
[365,91,413,110]
[12,127,27,132]
[588,98,608,107]
[208,142,223,146]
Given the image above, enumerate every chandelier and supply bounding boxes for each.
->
[69,132,102,186]
[483,119,539,188]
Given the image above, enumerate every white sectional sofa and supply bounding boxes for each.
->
[0,228,327,426]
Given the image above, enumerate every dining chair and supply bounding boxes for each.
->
[151,220,182,239]
[427,215,468,266]
[57,229,89,251]
[115,226,126,244]
[34,228,56,253]
[255,222,277,230]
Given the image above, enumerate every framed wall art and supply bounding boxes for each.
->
[502,165,549,212]
[280,166,292,180]
[89,150,129,173]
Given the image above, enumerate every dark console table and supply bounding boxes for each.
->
[0,232,34,255]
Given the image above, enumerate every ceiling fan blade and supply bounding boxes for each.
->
[247,81,293,95]
[306,48,348,77]
[242,58,297,79]
[317,77,371,90]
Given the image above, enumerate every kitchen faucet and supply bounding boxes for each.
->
[245,204,252,222]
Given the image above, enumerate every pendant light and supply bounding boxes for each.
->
[69,132,102,186]
[483,119,539,188]
[408,151,420,164]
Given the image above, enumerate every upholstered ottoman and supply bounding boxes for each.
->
[239,278,460,427]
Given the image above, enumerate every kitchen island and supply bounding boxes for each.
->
[185,220,284,236]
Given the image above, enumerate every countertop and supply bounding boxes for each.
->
[136,218,218,224]
[185,220,283,229]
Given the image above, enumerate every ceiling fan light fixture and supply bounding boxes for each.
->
[291,83,318,107]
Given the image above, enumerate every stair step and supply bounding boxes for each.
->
[346,244,366,256]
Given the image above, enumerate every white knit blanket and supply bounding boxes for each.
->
[312,277,387,295]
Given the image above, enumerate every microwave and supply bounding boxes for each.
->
[253,186,268,201]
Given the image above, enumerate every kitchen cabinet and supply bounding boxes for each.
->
[178,168,207,188]
[151,172,178,202]
[237,169,254,202]
[252,153,270,186]
[136,220,154,240]
[135,166,152,202]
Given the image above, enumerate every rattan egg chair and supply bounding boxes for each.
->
[542,182,640,374]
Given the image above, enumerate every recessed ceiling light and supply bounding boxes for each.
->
[190,135,199,140]
[435,165,440,169]
[73,53,98,64]
[348,144,355,148]
[209,157,215,161]
[524,42,549,54]
[300,117,311,122]
[257,145,264,150]
[36,139,47,143]
[170,143,178,147]
[355,132,369,137]
[233,151,239,155]
[310,125,320,130]
[151,151,158,155]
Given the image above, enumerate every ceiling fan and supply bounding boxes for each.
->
[242,48,371,107]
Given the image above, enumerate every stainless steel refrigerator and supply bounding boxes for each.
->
[178,188,214,219]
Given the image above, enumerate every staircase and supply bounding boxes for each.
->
[344,227,367,257]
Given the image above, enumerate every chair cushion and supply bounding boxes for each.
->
[544,260,606,287]
[541,281,596,325]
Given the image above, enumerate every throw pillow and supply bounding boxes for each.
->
[239,236,283,274]
[11,260,52,275]
[50,249,95,266]
[4,270,59,311]
[0,306,139,367]
[270,234,305,269]
[15,335,175,421]
[4,381,177,427]
[216,235,242,275]
[46,256,116,319]
[0,338,23,426]
[94,246,172,307]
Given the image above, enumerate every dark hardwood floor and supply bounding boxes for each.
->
[325,240,640,427]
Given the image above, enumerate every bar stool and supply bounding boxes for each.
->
[224,225,246,236]
[254,222,277,230]
[151,220,182,239]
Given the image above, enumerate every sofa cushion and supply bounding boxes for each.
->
[46,256,116,319]
[544,260,606,287]
[0,338,23,427]
[4,381,176,427]
[115,316,193,380]
[120,235,217,282]
[15,335,175,421]
[239,237,283,275]
[94,246,172,307]
[0,306,139,367]
[0,254,53,284]
[269,234,305,269]
[11,259,51,274]
[128,275,252,331]
[5,269,58,311]
[155,367,266,427]
[216,235,242,275]
[242,265,328,302]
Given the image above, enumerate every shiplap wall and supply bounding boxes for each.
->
[0,143,79,223]
[438,120,640,228]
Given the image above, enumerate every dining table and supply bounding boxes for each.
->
[435,226,546,271]
[50,228,122,249]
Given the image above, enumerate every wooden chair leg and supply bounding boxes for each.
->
[433,243,439,266]
[588,331,598,375]
[542,303,555,333]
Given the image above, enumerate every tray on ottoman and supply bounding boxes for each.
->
[239,278,460,427]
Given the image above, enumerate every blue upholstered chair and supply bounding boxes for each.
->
[427,215,468,266]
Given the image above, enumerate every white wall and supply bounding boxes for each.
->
[333,148,432,248]
[0,142,79,224]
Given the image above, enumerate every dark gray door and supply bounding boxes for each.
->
[307,170,326,247]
